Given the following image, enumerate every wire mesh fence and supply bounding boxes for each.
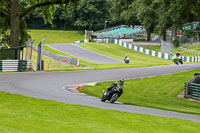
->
[160,40,174,54]
[24,40,78,71]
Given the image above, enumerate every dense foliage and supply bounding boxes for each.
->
[25,0,110,30]
[1,0,200,48]
[0,0,77,48]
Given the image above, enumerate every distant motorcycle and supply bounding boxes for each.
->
[171,55,183,65]
[101,84,122,103]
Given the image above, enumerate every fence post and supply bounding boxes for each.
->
[37,38,45,71]
[185,82,190,98]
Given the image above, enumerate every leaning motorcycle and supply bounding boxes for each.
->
[172,55,179,65]
[101,84,122,103]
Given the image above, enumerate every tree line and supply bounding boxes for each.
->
[1,0,200,49]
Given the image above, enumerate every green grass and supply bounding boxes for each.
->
[79,69,200,115]
[79,43,173,66]
[29,30,174,69]
[0,91,200,133]
[29,30,97,68]
[29,30,196,71]
[28,43,176,71]
[48,42,176,71]
[43,45,96,67]
[28,29,84,45]
[30,49,76,70]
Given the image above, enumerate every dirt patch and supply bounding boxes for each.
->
[178,92,200,102]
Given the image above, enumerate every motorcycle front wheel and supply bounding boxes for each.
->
[174,59,179,65]
[101,96,106,102]
[110,93,119,103]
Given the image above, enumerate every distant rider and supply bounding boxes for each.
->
[171,54,179,65]
[176,52,183,64]
[124,55,130,64]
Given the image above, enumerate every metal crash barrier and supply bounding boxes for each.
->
[0,60,33,72]
[185,73,200,100]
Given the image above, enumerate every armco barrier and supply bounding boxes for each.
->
[0,60,18,72]
[185,74,200,100]
[18,60,33,72]
[114,39,200,62]
[0,60,33,72]
[190,83,200,100]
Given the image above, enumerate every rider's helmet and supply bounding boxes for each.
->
[119,78,124,85]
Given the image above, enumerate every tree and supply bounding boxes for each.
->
[133,0,158,41]
[0,0,78,49]
[154,0,197,44]
[110,0,138,25]
[74,0,110,30]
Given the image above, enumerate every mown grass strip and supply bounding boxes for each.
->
[0,91,200,133]
[28,30,84,45]
[79,43,174,66]
[79,69,200,115]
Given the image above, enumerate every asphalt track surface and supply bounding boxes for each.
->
[1,64,200,122]
[46,44,123,64]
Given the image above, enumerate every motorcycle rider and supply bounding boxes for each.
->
[124,55,130,64]
[101,79,124,102]
[106,79,124,95]
[176,52,183,64]
[171,54,179,65]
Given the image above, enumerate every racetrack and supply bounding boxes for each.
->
[0,64,200,122]
[46,44,123,64]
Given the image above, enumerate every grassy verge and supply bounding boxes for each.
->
[44,42,176,71]
[43,45,96,67]
[30,50,76,70]
[79,43,173,66]
[37,42,196,71]
[0,91,200,133]
[29,30,97,68]
[28,30,84,45]
[79,69,200,115]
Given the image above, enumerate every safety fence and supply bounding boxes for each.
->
[178,47,200,55]
[185,73,200,100]
[26,42,79,66]
[114,39,200,62]
[0,60,33,72]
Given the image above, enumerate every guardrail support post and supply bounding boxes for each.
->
[37,38,45,71]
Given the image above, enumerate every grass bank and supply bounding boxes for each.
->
[28,30,84,45]
[29,30,195,71]
[28,30,96,69]
[79,69,200,115]
[79,43,173,66]
[0,91,200,132]
[49,42,175,71]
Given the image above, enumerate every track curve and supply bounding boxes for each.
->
[46,44,123,64]
[0,64,200,122]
